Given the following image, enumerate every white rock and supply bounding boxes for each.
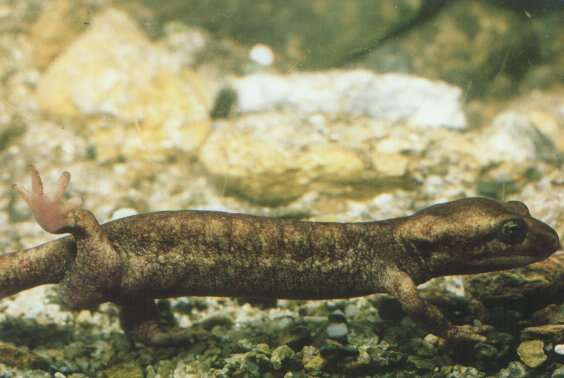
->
[249,44,274,66]
[233,70,466,129]
[326,322,348,339]
[477,112,558,164]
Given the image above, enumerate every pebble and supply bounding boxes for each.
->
[522,324,564,345]
[270,345,295,370]
[552,365,564,378]
[302,346,324,371]
[326,322,349,341]
[0,341,49,370]
[517,339,547,368]
[326,309,349,342]
[344,303,359,318]
[328,309,347,323]
[198,314,234,331]
[496,361,529,378]
[319,341,359,360]
[278,324,312,350]
[249,43,274,66]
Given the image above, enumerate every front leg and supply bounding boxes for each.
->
[15,166,122,308]
[119,299,208,346]
[381,268,486,343]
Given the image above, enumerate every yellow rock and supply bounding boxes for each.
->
[30,0,98,69]
[297,145,365,181]
[36,8,210,161]
[199,114,415,204]
[517,339,547,368]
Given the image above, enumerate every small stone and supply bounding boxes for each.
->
[269,314,294,331]
[302,346,325,372]
[278,324,312,351]
[328,309,346,323]
[255,343,271,355]
[439,365,487,377]
[552,365,564,378]
[0,341,49,370]
[532,304,564,325]
[198,314,234,331]
[473,342,500,370]
[555,344,564,355]
[365,342,403,369]
[517,339,547,368]
[237,338,256,352]
[423,333,442,349]
[407,355,436,371]
[496,361,529,378]
[249,44,274,66]
[326,322,348,341]
[103,361,144,378]
[319,341,359,360]
[344,303,359,318]
[522,325,564,345]
[270,345,295,370]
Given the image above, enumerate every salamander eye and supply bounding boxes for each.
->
[498,219,528,244]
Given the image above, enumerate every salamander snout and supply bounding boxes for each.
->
[521,215,560,261]
[543,224,560,254]
[503,200,559,255]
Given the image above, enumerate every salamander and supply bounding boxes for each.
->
[0,166,560,345]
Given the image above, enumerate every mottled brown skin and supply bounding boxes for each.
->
[1,168,561,346]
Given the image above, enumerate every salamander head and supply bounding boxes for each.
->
[394,197,560,277]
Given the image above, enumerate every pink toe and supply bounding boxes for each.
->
[29,165,44,195]
[53,171,71,200]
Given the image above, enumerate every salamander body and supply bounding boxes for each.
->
[1,167,560,345]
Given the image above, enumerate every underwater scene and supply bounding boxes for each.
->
[0,0,563,377]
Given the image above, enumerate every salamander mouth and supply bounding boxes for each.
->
[482,221,562,270]
[469,255,541,271]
